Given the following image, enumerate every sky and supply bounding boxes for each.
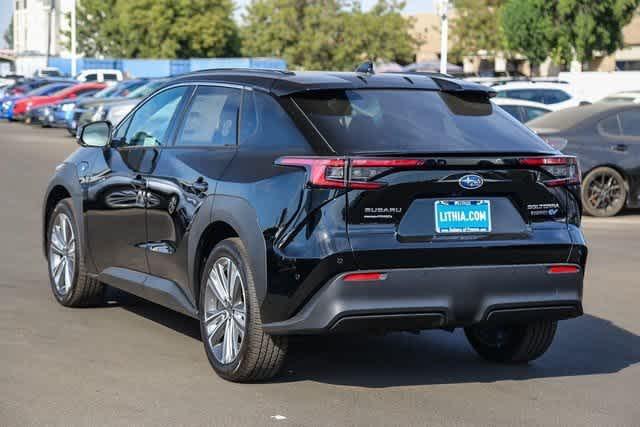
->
[0,0,434,48]
[0,0,11,48]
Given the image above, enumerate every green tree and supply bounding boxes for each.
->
[68,0,239,58]
[555,0,640,64]
[3,15,13,49]
[450,0,505,62]
[500,0,639,67]
[501,0,554,68]
[241,0,418,70]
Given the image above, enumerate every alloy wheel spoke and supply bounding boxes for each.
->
[206,311,227,347]
[208,268,229,306]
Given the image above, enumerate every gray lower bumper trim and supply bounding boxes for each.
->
[263,264,583,335]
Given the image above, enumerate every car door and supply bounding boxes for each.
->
[84,85,190,274]
[144,84,241,299]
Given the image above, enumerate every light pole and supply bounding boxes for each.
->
[437,0,450,74]
[71,0,77,77]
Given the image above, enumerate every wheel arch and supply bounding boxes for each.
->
[190,195,267,309]
[43,185,72,259]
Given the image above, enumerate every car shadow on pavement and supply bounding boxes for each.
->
[278,315,640,387]
[114,289,639,388]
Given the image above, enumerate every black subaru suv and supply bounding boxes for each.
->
[42,69,587,382]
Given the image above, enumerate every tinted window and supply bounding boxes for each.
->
[84,74,98,82]
[121,86,188,147]
[293,90,552,154]
[504,89,570,105]
[599,114,621,135]
[240,90,308,149]
[498,105,522,122]
[176,86,240,147]
[104,73,119,81]
[523,107,549,122]
[619,109,640,137]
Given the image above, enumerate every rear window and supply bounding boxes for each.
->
[292,89,551,154]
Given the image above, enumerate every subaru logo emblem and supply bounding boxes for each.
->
[459,174,484,190]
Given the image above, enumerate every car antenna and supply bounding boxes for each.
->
[355,60,374,74]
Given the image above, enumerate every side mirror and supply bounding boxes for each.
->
[78,121,112,147]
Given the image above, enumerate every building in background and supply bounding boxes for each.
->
[13,0,73,75]
[408,11,640,76]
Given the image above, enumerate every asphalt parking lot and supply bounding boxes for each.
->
[0,121,639,426]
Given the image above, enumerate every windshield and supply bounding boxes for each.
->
[292,89,552,154]
[126,80,166,99]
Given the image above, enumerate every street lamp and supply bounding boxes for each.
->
[71,0,77,77]
[436,0,450,74]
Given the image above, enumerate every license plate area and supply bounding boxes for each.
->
[435,200,491,233]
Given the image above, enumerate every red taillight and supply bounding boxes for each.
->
[343,272,387,282]
[519,156,581,187]
[547,265,580,274]
[276,157,424,190]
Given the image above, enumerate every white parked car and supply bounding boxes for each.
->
[598,91,640,104]
[493,81,585,110]
[34,67,63,78]
[75,69,123,83]
[493,98,552,123]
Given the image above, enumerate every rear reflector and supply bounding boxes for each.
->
[519,156,581,187]
[343,272,387,282]
[547,265,580,274]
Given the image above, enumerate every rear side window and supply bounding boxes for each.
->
[239,90,308,150]
[619,110,640,137]
[599,114,621,135]
[292,89,552,154]
[176,86,240,147]
[103,73,119,81]
[523,107,549,122]
[504,89,570,105]
[498,105,522,122]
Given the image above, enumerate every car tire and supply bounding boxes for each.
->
[581,167,627,217]
[47,198,104,307]
[199,238,287,382]
[464,320,557,363]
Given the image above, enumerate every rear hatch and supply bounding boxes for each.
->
[290,87,581,269]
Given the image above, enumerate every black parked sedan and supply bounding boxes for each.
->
[528,104,640,217]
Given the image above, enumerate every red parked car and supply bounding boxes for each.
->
[12,82,107,120]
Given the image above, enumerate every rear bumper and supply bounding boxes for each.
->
[262,264,583,335]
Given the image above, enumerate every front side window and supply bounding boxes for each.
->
[120,86,188,147]
[175,86,240,147]
[293,89,552,154]
[84,74,98,82]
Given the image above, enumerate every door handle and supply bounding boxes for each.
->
[612,144,628,152]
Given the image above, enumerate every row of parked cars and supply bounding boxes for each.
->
[0,75,168,136]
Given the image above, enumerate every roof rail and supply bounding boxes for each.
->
[186,68,295,76]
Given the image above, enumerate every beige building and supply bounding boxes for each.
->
[408,13,443,63]
[408,11,640,76]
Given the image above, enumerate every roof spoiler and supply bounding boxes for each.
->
[431,76,497,98]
